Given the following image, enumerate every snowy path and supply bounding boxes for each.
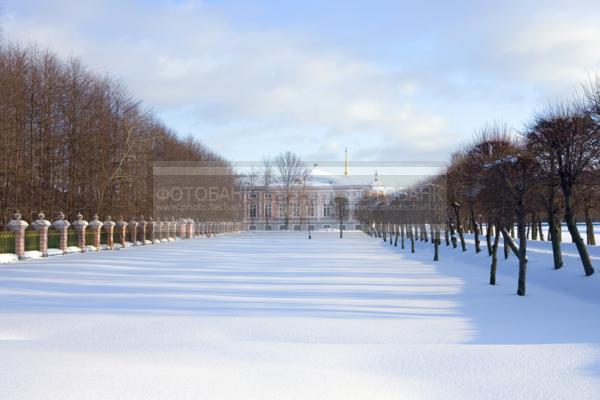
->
[0,232,599,399]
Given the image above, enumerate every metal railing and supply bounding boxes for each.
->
[0,231,16,253]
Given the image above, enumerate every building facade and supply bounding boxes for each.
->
[242,167,382,231]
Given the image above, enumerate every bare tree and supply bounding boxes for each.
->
[333,195,349,238]
[527,103,598,276]
[274,151,307,230]
[262,156,273,229]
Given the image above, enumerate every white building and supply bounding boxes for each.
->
[242,156,382,231]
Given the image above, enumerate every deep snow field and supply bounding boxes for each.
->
[1,231,599,399]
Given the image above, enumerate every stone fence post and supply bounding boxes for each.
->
[129,218,138,245]
[170,217,177,239]
[148,217,156,243]
[139,216,147,245]
[31,212,51,257]
[88,215,103,250]
[116,217,127,247]
[177,218,186,239]
[7,212,29,260]
[186,218,193,238]
[155,218,163,242]
[103,216,116,249]
[52,212,71,254]
[71,213,89,252]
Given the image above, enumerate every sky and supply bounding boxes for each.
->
[3,0,600,169]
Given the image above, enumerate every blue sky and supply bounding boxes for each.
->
[4,0,600,166]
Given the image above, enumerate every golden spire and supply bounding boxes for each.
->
[344,147,349,176]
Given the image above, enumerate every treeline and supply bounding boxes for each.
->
[0,42,237,227]
[358,78,600,296]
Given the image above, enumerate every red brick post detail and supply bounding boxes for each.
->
[52,212,71,254]
[116,217,127,247]
[32,212,51,257]
[72,213,89,252]
[129,219,138,245]
[88,215,103,250]
[103,216,116,249]
[7,212,29,260]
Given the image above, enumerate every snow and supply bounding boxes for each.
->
[22,250,43,260]
[0,253,18,264]
[0,231,599,399]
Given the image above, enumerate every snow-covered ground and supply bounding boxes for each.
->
[0,232,599,399]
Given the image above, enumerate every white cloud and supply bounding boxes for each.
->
[2,0,450,161]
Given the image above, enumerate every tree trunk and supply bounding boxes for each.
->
[486,221,492,256]
[490,228,500,285]
[390,224,393,245]
[517,208,527,296]
[564,193,594,276]
[401,224,405,249]
[453,206,466,251]
[531,214,538,240]
[503,231,509,260]
[585,207,596,246]
[501,228,522,260]
[471,207,481,253]
[538,217,544,241]
[410,225,415,253]
[448,218,457,248]
[548,209,563,269]
[394,224,399,247]
[433,227,440,261]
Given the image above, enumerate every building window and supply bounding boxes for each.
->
[265,225,272,231]
[249,203,257,218]
[323,224,331,229]
[279,225,288,231]
[323,203,331,217]
[278,204,286,218]
[249,225,256,231]
[355,224,362,230]
[308,224,315,231]
[264,204,272,218]
[293,225,301,231]
[307,203,315,217]
[291,203,300,217]
[264,193,271,200]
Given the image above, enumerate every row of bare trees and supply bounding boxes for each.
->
[0,42,238,227]
[357,78,600,296]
